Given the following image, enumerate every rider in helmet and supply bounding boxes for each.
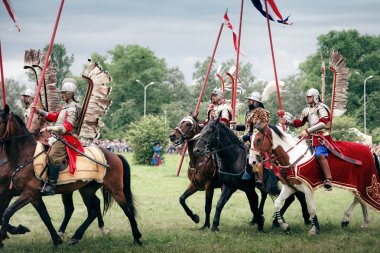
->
[235,91,266,183]
[207,87,232,126]
[280,88,333,191]
[20,88,35,123]
[35,78,84,195]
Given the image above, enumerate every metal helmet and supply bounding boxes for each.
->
[61,78,78,93]
[245,91,262,102]
[211,87,224,100]
[21,88,35,97]
[305,88,320,103]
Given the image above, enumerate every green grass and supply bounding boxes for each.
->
[2,153,380,253]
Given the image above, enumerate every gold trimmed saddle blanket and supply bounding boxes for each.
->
[33,142,108,185]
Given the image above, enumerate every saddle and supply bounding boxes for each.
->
[33,142,108,185]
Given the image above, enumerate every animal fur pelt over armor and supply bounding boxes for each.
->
[79,60,112,139]
[328,50,350,117]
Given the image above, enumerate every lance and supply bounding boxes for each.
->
[0,41,6,107]
[263,0,285,131]
[231,0,244,122]
[27,0,65,130]
[176,10,227,177]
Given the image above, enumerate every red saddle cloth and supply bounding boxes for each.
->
[277,141,380,211]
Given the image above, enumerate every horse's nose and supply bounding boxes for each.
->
[169,134,176,142]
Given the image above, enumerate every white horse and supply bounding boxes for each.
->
[250,125,372,234]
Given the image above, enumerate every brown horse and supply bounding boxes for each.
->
[0,105,141,249]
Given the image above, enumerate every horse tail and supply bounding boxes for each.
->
[118,154,137,217]
[373,153,380,177]
[101,186,113,216]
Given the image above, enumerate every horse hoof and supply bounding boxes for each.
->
[211,227,219,232]
[134,239,143,246]
[272,221,280,229]
[54,237,63,247]
[361,223,369,229]
[308,227,319,235]
[9,225,30,235]
[304,220,311,226]
[68,238,80,246]
[341,221,349,228]
[192,214,200,224]
[250,217,257,226]
[199,225,209,230]
[57,231,65,238]
[0,241,3,249]
[100,226,110,236]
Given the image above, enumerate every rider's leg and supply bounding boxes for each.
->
[41,140,66,196]
[315,145,332,191]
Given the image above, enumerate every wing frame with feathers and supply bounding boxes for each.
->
[328,49,350,130]
[78,60,112,140]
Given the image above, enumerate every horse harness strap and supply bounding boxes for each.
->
[9,150,45,190]
[318,137,362,166]
[0,158,8,167]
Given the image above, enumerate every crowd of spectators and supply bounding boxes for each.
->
[80,139,132,153]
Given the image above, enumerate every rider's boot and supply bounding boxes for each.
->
[316,155,332,191]
[41,162,60,196]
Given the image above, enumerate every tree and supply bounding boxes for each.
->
[0,78,25,115]
[126,115,169,165]
[43,43,74,86]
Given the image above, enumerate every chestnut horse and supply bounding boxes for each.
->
[251,116,380,235]
[0,106,141,249]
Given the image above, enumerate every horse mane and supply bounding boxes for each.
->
[268,124,284,139]
[218,121,242,145]
[12,113,35,141]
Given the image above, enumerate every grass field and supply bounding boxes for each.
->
[2,153,380,253]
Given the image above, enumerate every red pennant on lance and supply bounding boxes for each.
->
[2,0,20,31]
[223,13,238,54]
[251,0,291,25]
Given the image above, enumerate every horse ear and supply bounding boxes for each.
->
[4,104,9,115]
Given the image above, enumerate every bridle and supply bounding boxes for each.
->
[173,116,198,145]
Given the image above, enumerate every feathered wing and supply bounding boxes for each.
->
[328,49,350,117]
[79,61,112,139]
[24,49,60,113]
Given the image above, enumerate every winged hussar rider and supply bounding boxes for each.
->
[35,78,84,195]
[280,88,333,191]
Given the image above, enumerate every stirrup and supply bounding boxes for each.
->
[323,179,332,191]
[242,171,251,180]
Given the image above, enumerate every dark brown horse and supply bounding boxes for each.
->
[0,106,141,249]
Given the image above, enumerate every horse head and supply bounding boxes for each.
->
[169,113,200,145]
[193,117,220,157]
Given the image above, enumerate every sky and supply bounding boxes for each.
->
[0,0,379,87]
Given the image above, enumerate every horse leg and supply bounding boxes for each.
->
[272,193,295,228]
[294,191,311,225]
[273,185,295,233]
[360,200,369,228]
[58,193,74,237]
[94,193,109,235]
[200,182,215,230]
[69,186,101,245]
[0,191,30,235]
[251,190,267,226]
[31,198,63,246]
[341,196,360,228]
[211,185,236,232]
[179,183,200,224]
[245,185,264,231]
[295,184,318,235]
